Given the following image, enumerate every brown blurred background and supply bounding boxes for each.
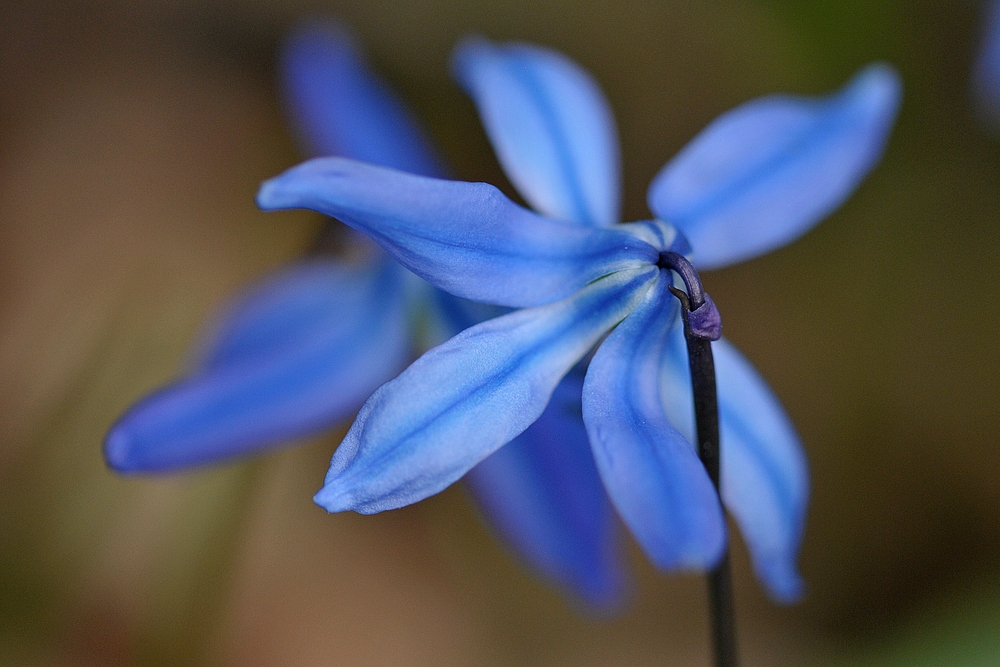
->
[1,1,999,665]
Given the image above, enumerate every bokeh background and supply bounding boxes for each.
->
[2,1,999,665]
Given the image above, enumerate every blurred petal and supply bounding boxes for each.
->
[281,20,446,176]
[659,327,808,601]
[195,258,387,371]
[258,158,658,307]
[453,37,620,226]
[425,289,508,350]
[465,371,628,610]
[648,63,901,269]
[105,260,410,473]
[583,272,726,570]
[973,1,1000,126]
[314,267,657,514]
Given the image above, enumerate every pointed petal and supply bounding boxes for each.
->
[314,267,657,514]
[583,272,726,571]
[453,37,620,226]
[104,260,410,473]
[659,328,808,601]
[648,64,901,269]
[258,158,658,307]
[465,371,628,609]
[280,20,446,176]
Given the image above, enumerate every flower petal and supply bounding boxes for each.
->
[452,37,620,226]
[582,272,726,571]
[104,260,410,473]
[425,253,627,608]
[464,370,628,610]
[659,328,808,601]
[194,258,398,371]
[648,63,901,269]
[257,158,658,307]
[314,267,657,514]
[280,20,446,177]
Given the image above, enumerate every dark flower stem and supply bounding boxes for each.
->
[660,252,738,667]
[683,327,738,667]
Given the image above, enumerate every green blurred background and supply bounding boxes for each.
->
[2,1,999,665]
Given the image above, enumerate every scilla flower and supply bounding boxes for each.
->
[256,38,901,601]
[106,22,625,607]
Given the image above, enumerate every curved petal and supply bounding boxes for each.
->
[280,20,447,177]
[257,158,658,308]
[452,37,620,226]
[465,371,628,610]
[583,272,726,571]
[314,266,657,514]
[105,260,410,473]
[659,327,808,601]
[648,63,902,269]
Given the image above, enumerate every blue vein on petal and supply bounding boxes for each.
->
[497,46,596,226]
[256,161,657,307]
[663,68,896,229]
[333,270,653,481]
[321,268,656,511]
[105,263,408,473]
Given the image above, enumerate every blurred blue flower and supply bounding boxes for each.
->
[974,1,1000,125]
[106,22,625,609]
[257,37,901,602]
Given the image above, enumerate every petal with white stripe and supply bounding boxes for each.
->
[315,267,656,514]
[584,273,726,571]
[258,158,657,307]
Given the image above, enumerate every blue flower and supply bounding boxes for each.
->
[256,37,902,602]
[106,22,625,608]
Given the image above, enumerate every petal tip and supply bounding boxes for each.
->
[104,423,139,473]
[255,177,288,211]
[856,61,903,93]
[850,61,903,117]
[573,566,633,616]
[645,527,728,574]
[256,158,345,211]
[764,564,806,604]
[753,548,806,603]
[313,483,353,513]
[450,34,493,87]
